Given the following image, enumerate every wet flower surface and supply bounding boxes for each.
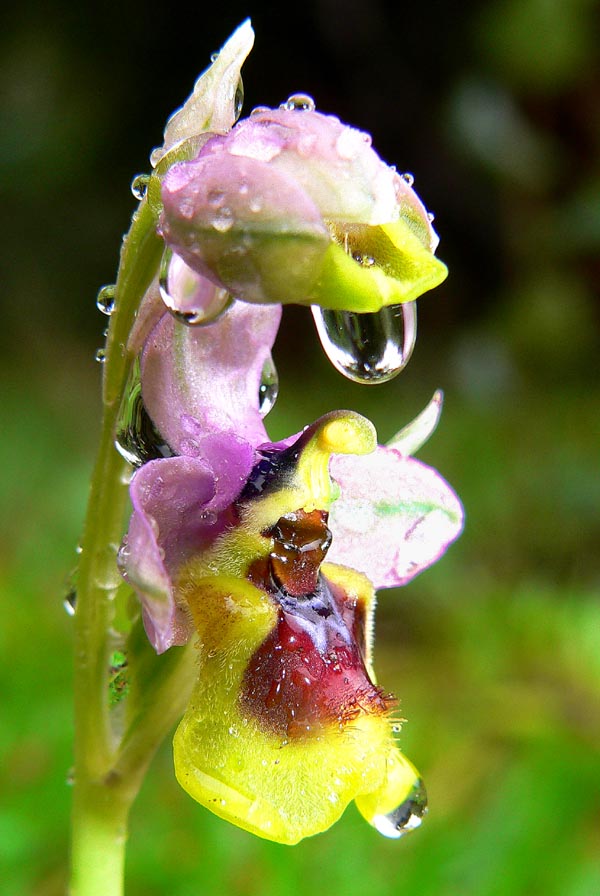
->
[117,21,463,845]
[159,104,447,313]
[119,297,463,841]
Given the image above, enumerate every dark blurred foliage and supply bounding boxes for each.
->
[1,1,600,894]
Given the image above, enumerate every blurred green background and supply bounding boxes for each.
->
[1,0,599,893]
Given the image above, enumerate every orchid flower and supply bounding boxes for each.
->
[119,269,462,842]
[71,21,461,881]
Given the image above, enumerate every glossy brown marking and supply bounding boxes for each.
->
[268,509,332,597]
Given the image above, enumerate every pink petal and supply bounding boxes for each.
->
[121,438,254,653]
[328,447,464,589]
[141,301,281,454]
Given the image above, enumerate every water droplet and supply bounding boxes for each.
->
[96,284,115,316]
[115,358,175,467]
[250,105,270,117]
[401,172,414,186]
[212,209,233,232]
[311,302,417,384]
[207,189,225,208]
[281,93,316,112]
[427,212,435,222]
[258,355,279,416]
[234,76,244,122]
[159,248,233,326]
[63,566,78,616]
[95,348,106,363]
[210,51,219,62]
[63,591,76,616]
[130,173,150,201]
[352,253,375,266]
[372,778,428,839]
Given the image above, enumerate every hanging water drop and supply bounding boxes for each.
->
[258,355,279,416]
[63,590,77,616]
[372,778,428,839]
[281,93,316,112]
[401,172,415,186]
[159,248,233,326]
[115,358,175,467]
[96,284,115,316]
[63,565,78,616]
[95,347,106,363]
[131,173,150,201]
[234,76,244,122]
[311,302,417,384]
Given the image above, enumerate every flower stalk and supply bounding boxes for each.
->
[70,196,187,895]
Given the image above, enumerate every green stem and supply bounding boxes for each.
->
[70,779,132,896]
[70,197,166,896]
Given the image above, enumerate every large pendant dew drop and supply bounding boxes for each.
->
[311,302,417,384]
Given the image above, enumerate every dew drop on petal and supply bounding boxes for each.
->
[250,105,270,117]
[115,358,175,467]
[258,354,279,416]
[95,347,106,363]
[96,284,115,316]
[159,248,233,326]
[281,93,316,112]
[371,778,428,839]
[212,209,234,232]
[130,174,150,201]
[207,189,226,208]
[401,172,415,186]
[311,301,417,384]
